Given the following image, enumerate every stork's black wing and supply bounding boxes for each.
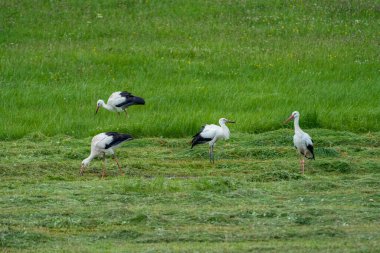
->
[306,144,315,160]
[105,132,133,149]
[115,91,145,109]
[191,126,212,148]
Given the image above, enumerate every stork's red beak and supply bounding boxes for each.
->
[283,115,294,124]
[80,165,85,176]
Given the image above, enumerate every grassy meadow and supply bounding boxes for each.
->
[1,0,379,138]
[1,130,380,252]
[1,0,380,252]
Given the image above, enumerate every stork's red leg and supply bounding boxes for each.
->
[211,145,215,164]
[101,156,107,178]
[113,155,124,176]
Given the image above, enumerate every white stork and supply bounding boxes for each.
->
[284,111,315,174]
[80,132,133,178]
[95,91,145,117]
[191,118,235,163]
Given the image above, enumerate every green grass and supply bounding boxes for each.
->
[1,1,379,251]
[1,129,379,252]
[1,0,379,139]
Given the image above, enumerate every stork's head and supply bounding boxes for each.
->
[95,100,104,114]
[80,158,91,176]
[284,111,300,124]
[219,118,236,125]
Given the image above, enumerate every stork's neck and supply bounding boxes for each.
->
[82,153,96,166]
[293,117,302,133]
[100,100,113,111]
[220,122,231,139]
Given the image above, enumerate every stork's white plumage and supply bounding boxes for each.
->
[191,118,235,163]
[95,91,145,116]
[284,111,315,174]
[80,132,133,177]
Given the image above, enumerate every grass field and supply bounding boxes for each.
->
[1,0,380,252]
[1,0,379,139]
[1,129,380,252]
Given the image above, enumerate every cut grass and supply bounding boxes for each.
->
[0,129,379,252]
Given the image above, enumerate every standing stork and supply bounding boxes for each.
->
[284,111,315,174]
[191,118,235,163]
[95,91,145,117]
[80,132,133,178]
